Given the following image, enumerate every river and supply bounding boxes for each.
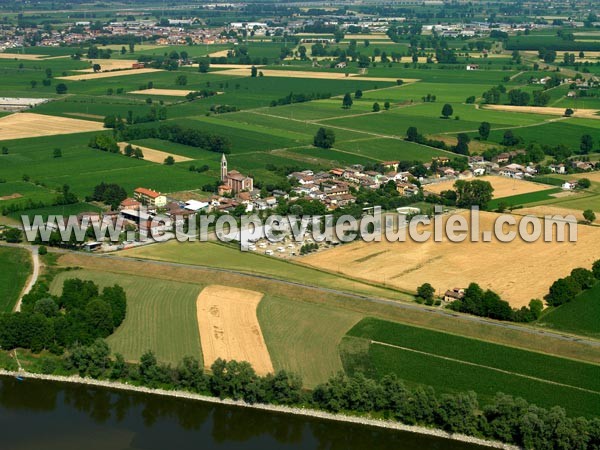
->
[0,376,490,450]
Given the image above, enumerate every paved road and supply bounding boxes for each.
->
[0,243,40,312]
[64,249,600,349]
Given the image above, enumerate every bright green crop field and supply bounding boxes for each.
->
[342,317,600,418]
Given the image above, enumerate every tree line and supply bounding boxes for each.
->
[448,283,543,323]
[120,123,231,154]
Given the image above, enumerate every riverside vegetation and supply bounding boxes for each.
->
[0,276,599,450]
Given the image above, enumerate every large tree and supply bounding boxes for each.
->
[313,127,336,149]
[342,92,353,109]
[478,122,491,140]
[454,179,494,209]
[441,103,453,119]
[580,134,594,154]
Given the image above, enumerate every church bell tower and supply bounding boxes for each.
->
[220,153,228,182]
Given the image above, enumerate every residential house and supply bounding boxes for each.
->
[134,187,167,208]
[443,288,464,303]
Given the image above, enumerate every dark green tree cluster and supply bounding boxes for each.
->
[405,126,458,154]
[453,179,494,209]
[416,282,435,305]
[89,182,127,210]
[120,124,231,154]
[185,89,217,101]
[313,127,336,149]
[88,134,119,153]
[210,105,239,114]
[300,243,319,255]
[508,89,531,106]
[545,264,600,307]
[269,92,331,107]
[0,278,126,353]
[448,283,544,323]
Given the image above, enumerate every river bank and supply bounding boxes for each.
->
[0,369,518,450]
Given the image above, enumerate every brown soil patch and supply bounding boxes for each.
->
[117,142,193,164]
[0,53,48,60]
[128,88,194,97]
[0,112,104,140]
[207,50,231,58]
[217,68,417,82]
[302,211,600,307]
[482,104,600,119]
[424,175,554,199]
[0,193,22,201]
[196,284,273,375]
[64,112,104,120]
[57,68,163,81]
[77,59,141,72]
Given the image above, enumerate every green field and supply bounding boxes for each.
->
[342,317,600,418]
[50,270,203,365]
[537,283,600,338]
[0,246,31,312]
[487,187,563,210]
[258,295,362,387]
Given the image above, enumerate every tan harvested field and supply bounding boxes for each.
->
[77,58,140,72]
[57,68,163,81]
[64,112,104,120]
[344,33,391,41]
[301,211,600,307]
[197,285,273,375]
[0,112,104,140]
[208,49,231,58]
[515,205,600,224]
[217,68,417,82]
[128,88,193,97]
[209,64,259,69]
[424,175,554,199]
[482,104,600,119]
[0,53,48,60]
[117,142,193,164]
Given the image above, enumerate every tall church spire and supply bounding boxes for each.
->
[220,153,228,182]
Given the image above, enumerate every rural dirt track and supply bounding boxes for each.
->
[0,243,39,312]
[196,285,273,375]
[49,249,600,349]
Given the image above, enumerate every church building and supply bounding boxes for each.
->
[219,154,253,195]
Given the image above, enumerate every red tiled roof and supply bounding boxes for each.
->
[134,187,161,198]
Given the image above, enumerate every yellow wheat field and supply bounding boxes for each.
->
[196,285,274,375]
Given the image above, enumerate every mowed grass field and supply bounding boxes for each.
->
[537,283,600,339]
[258,295,362,387]
[50,270,203,365]
[0,246,31,312]
[343,318,600,418]
[120,241,410,301]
